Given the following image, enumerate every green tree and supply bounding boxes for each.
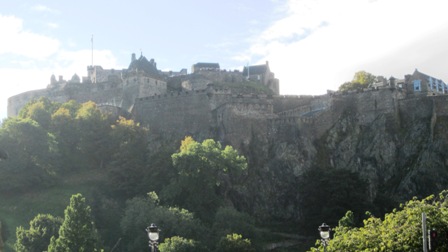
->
[107,116,148,197]
[215,233,254,252]
[120,192,206,252]
[0,117,57,191]
[47,194,100,252]
[338,71,377,92]
[163,137,248,221]
[309,191,448,252]
[15,214,63,252]
[158,236,203,252]
[75,101,111,168]
[18,97,58,130]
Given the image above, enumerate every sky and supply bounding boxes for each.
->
[1,0,448,120]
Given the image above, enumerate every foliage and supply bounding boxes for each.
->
[338,71,377,92]
[215,233,255,252]
[163,137,248,222]
[297,168,370,232]
[15,214,63,252]
[309,191,448,252]
[47,194,100,252]
[338,210,355,228]
[0,117,57,191]
[74,101,111,168]
[158,236,204,252]
[18,97,58,130]
[212,207,256,241]
[107,117,148,198]
[120,192,206,251]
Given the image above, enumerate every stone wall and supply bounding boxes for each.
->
[132,91,214,150]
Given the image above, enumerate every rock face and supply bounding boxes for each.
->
[131,86,448,218]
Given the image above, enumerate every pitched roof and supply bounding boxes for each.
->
[128,56,159,75]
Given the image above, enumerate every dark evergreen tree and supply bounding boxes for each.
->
[47,194,100,252]
[15,214,63,252]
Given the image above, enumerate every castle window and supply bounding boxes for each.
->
[413,79,421,91]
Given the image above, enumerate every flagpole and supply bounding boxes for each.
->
[91,34,94,67]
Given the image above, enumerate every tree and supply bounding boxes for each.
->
[47,194,100,252]
[162,137,248,222]
[158,236,204,252]
[338,71,377,92]
[15,214,63,252]
[107,117,148,197]
[75,101,111,168]
[0,117,57,191]
[120,192,206,251]
[215,233,255,252]
[309,191,448,251]
[18,97,58,130]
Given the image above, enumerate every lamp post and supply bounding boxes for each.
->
[318,223,331,252]
[146,223,159,252]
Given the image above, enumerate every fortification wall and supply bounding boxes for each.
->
[433,95,448,116]
[272,95,315,113]
[7,83,125,117]
[214,95,274,150]
[8,89,50,117]
[132,91,214,149]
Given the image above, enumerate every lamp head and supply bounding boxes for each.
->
[146,223,159,242]
[318,223,331,240]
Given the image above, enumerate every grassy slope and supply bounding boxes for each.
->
[0,169,105,251]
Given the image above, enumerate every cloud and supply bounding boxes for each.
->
[0,15,60,59]
[46,22,59,29]
[32,4,59,14]
[244,0,448,95]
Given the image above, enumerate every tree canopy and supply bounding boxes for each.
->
[309,191,448,251]
[338,71,377,92]
[47,193,100,252]
[162,136,248,222]
[15,214,63,252]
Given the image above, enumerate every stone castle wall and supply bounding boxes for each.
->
[132,90,214,149]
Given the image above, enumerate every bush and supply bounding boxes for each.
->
[215,233,254,252]
[159,236,206,252]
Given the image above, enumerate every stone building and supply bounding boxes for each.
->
[405,69,447,95]
[243,61,279,95]
[191,62,220,73]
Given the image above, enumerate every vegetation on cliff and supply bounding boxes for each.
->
[338,71,377,92]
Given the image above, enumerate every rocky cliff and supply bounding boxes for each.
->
[133,87,448,220]
[232,88,448,220]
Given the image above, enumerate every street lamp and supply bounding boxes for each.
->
[146,223,160,252]
[318,223,331,251]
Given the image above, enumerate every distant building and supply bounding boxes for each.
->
[243,61,279,95]
[405,69,447,95]
[191,63,220,73]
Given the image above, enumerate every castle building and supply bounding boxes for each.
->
[191,63,220,73]
[405,69,447,95]
[243,61,279,95]
[7,54,280,117]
